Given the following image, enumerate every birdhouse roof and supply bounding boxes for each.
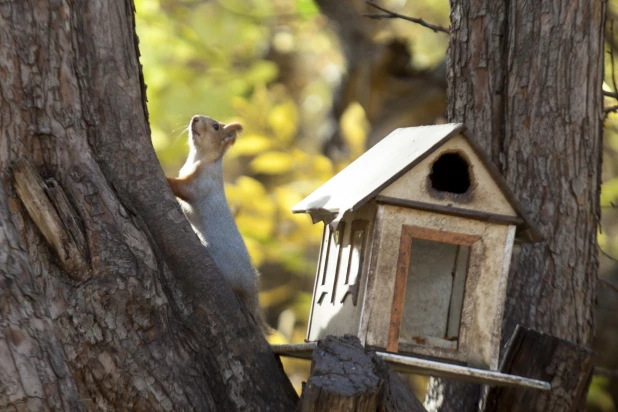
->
[292,123,541,242]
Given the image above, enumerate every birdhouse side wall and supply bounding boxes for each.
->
[379,135,518,219]
[306,204,376,341]
[364,204,515,369]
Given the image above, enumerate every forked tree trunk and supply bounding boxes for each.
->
[425,0,605,410]
[0,1,297,410]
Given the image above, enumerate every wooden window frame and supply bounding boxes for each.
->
[386,225,480,353]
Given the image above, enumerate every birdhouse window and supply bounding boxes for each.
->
[315,223,345,305]
[389,225,479,353]
[340,220,368,306]
[429,152,471,194]
[315,220,369,307]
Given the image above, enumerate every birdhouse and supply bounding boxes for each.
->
[292,123,541,370]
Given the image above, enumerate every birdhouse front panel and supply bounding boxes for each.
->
[362,204,516,369]
[306,203,376,341]
[379,134,518,219]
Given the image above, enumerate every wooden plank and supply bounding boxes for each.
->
[340,220,368,306]
[359,203,384,346]
[396,342,467,363]
[447,245,469,338]
[306,226,328,340]
[400,237,456,343]
[377,352,550,391]
[404,224,480,247]
[271,343,551,391]
[386,226,413,352]
[484,325,595,412]
[272,343,316,359]
[377,195,523,227]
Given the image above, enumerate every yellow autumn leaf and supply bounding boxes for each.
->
[230,134,273,156]
[233,176,267,196]
[250,151,294,174]
[312,154,334,180]
[274,186,304,212]
[601,176,618,206]
[268,101,298,144]
[236,214,274,241]
[340,102,369,158]
[226,177,276,216]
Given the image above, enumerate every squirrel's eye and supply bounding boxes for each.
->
[212,123,220,131]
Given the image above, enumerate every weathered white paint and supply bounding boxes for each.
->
[365,204,513,368]
[358,204,384,346]
[448,245,469,339]
[487,225,516,369]
[292,124,463,224]
[380,134,518,217]
[306,203,376,341]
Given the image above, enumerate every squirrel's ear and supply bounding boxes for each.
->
[167,176,192,202]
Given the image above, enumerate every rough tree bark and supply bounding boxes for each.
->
[0,1,297,410]
[425,1,606,410]
[297,335,426,412]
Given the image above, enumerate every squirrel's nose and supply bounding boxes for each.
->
[191,116,200,125]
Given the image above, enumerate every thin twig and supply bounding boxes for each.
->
[603,90,618,99]
[603,104,618,114]
[599,278,618,295]
[216,0,309,22]
[364,1,449,34]
[600,247,618,263]
[611,21,618,97]
[603,32,618,119]
[595,367,618,378]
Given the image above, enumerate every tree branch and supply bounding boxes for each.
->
[603,90,618,99]
[364,1,449,34]
[605,19,618,119]
[603,104,618,115]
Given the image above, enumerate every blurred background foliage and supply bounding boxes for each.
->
[136,0,618,407]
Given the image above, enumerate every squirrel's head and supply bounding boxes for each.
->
[189,115,243,162]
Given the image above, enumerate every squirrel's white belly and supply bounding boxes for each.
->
[181,194,257,291]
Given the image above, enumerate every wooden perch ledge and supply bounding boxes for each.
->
[279,328,595,411]
[13,158,89,280]
[274,340,550,392]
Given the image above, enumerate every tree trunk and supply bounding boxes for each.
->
[0,1,297,410]
[425,0,605,410]
[0,182,84,410]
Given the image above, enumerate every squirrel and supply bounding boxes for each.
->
[167,115,269,334]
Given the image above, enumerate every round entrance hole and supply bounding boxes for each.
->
[429,152,471,194]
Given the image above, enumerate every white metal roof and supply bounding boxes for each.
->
[292,124,463,225]
[292,123,541,242]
